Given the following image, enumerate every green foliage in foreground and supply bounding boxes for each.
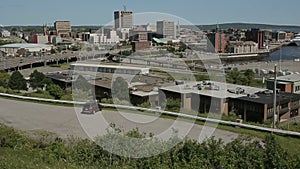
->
[1,124,300,169]
[281,121,300,133]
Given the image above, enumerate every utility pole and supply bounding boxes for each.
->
[273,64,277,130]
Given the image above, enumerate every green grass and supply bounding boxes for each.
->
[0,94,74,107]
[281,121,300,133]
[0,147,94,169]
[24,92,55,99]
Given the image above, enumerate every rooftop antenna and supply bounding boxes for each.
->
[177,19,180,38]
[123,5,126,11]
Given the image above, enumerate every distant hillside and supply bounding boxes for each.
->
[196,23,300,32]
[4,23,300,33]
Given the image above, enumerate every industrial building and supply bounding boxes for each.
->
[159,81,265,115]
[267,74,300,94]
[234,91,300,123]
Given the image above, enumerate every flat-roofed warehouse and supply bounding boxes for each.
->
[159,81,265,116]
[235,91,300,123]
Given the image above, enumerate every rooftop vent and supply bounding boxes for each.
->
[248,94,260,99]
[183,84,191,90]
[263,90,273,95]
[175,80,184,85]
[227,87,245,94]
[211,84,220,91]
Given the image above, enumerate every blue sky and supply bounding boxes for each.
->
[0,0,299,26]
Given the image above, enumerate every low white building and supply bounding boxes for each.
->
[0,43,53,56]
[228,41,258,53]
[0,30,11,37]
[107,30,120,44]
[89,34,100,44]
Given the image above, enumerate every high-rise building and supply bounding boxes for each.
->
[156,20,176,39]
[207,33,227,53]
[54,21,71,37]
[114,11,133,29]
[246,29,264,49]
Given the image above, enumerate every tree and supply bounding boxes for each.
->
[264,135,290,169]
[227,68,242,84]
[244,69,255,85]
[47,84,64,100]
[111,77,129,101]
[8,71,27,91]
[50,48,57,54]
[178,43,187,52]
[29,70,46,90]
[73,75,91,91]
[0,70,10,88]
[227,68,256,86]
[165,98,181,112]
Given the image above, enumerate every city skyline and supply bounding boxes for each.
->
[1,0,300,26]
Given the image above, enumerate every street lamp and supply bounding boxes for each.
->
[273,64,277,130]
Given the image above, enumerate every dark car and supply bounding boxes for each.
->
[82,101,102,114]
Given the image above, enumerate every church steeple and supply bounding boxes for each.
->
[216,24,220,32]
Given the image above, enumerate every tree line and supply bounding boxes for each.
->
[0,70,65,99]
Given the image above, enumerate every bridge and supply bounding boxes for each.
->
[0,50,224,74]
[0,50,108,71]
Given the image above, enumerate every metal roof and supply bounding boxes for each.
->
[160,81,265,99]
[269,74,300,83]
[0,43,52,48]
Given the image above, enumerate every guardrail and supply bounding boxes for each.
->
[0,93,85,105]
[1,92,300,137]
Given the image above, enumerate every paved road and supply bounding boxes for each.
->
[0,98,238,143]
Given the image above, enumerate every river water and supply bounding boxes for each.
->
[268,46,300,61]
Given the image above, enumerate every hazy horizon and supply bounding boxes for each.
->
[1,0,300,26]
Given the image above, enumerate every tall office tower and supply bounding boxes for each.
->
[114,10,133,29]
[54,21,71,37]
[156,20,176,39]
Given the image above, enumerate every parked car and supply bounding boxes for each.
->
[82,101,102,114]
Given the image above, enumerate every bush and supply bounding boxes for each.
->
[101,98,114,104]
[138,102,151,108]
[6,88,15,94]
[0,86,7,93]
[47,84,64,100]
[60,94,73,101]
[0,125,31,149]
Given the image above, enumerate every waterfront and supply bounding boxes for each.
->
[268,46,300,61]
[224,46,300,72]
